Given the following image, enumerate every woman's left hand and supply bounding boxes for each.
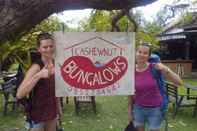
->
[154,62,183,86]
[154,63,168,72]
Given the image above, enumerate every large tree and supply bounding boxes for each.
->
[0,0,156,43]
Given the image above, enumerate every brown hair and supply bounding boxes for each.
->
[37,32,53,47]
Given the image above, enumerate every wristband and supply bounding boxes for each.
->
[166,67,170,74]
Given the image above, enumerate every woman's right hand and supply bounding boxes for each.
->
[128,111,133,122]
[128,95,133,122]
[38,66,49,78]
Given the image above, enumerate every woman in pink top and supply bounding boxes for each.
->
[17,33,62,131]
[128,43,182,131]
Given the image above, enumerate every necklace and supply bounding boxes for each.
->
[136,63,148,72]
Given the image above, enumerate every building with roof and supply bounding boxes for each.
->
[157,12,197,75]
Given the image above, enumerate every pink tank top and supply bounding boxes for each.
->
[134,64,162,107]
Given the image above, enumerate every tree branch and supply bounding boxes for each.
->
[0,0,156,43]
[111,9,138,32]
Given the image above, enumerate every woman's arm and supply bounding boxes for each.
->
[128,95,133,122]
[154,63,183,86]
[16,64,48,99]
[57,97,63,118]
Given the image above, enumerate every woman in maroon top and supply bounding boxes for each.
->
[17,33,61,131]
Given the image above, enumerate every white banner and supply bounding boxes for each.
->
[54,32,135,96]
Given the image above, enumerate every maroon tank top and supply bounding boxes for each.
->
[30,60,57,122]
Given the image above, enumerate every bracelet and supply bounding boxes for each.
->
[166,67,170,74]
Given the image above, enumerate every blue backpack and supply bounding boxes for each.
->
[149,54,169,116]
[150,65,169,116]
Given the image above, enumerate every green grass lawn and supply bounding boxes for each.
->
[178,79,197,95]
[0,79,197,131]
[0,95,197,131]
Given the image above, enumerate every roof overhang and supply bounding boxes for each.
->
[157,34,186,41]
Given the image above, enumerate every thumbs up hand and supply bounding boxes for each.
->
[47,63,55,76]
[38,65,50,78]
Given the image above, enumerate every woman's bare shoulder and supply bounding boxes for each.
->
[25,63,41,76]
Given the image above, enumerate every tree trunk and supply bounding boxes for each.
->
[0,0,156,43]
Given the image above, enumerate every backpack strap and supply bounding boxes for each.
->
[150,64,168,114]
